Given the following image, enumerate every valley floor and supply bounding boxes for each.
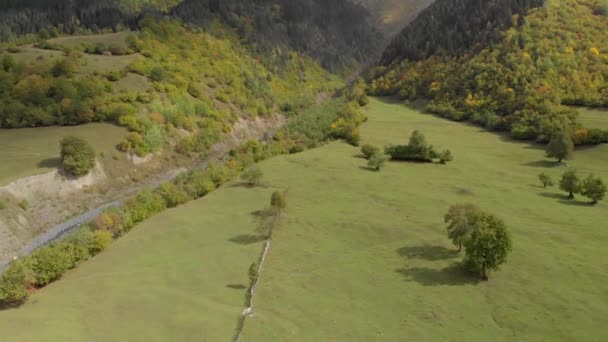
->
[1,98,607,341]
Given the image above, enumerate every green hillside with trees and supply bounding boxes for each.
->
[369,0,608,144]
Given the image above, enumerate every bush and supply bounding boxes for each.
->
[150,66,169,82]
[60,136,96,177]
[581,174,606,204]
[28,246,73,286]
[385,130,439,163]
[0,261,32,305]
[241,165,264,186]
[271,191,287,209]
[361,144,380,159]
[87,230,113,255]
[538,172,554,188]
[439,149,453,164]
[156,183,191,208]
[367,151,389,171]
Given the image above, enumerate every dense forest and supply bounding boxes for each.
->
[173,0,383,70]
[0,0,383,71]
[381,0,544,64]
[370,0,608,144]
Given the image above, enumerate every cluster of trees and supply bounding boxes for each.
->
[0,53,114,128]
[540,170,606,204]
[381,0,544,64]
[173,0,383,71]
[444,204,513,280]
[361,144,389,171]
[384,130,453,163]
[369,0,608,144]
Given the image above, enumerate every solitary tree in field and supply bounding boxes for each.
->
[546,131,573,163]
[241,165,263,186]
[60,136,96,177]
[444,203,482,252]
[581,174,607,205]
[367,151,389,171]
[270,191,287,210]
[538,172,554,188]
[463,213,512,280]
[560,169,581,199]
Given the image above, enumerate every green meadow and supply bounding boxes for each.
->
[1,98,607,341]
[0,123,126,185]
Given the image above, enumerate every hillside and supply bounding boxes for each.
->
[354,0,434,38]
[0,0,382,71]
[370,0,608,143]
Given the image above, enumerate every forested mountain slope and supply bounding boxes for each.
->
[173,0,383,70]
[370,0,608,144]
[0,0,383,71]
[354,0,434,38]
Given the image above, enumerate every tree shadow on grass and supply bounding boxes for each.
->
[226,284,248,290]
[395,262,480,286]
[37,157,61,168]
[539,192,567,200]
[228,234,267,245]
[359,165,380,172]
[558,199,593,207]
[397,245,459,261]
[522,160,559,168]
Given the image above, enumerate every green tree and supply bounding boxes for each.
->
[463,213,512,280]
[439,149,453,164]
[581,174,607,205]
[538,172,554,188]
[150,66,168,82]
[546,131,574,163]
[270,191,287,209]
[560,169,581,199]
[60,136,96,177]
[241,165,264,186]
[444,203,481,251]
[367,151,389,171]
[361,144,380,160]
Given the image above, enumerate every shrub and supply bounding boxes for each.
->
[150,66,169,82]
[28,246,73,286]
[241,165,264,186]
[156,183,191,208]
[60,136,96,177]
[367,151,389,171]
[361,144,380,159]
[546,131,573,163]
[385,130,439,163]
[271,191,287,209]
[88,230,113,255]
[0,261,32,305]
[439,149,453,164]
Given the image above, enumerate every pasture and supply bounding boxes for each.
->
[46,32,131,51]
[0,185,275,341]
[0,98,606,341]
[0,123,126,185]
[577,107,608,129]
[241,98,608,341]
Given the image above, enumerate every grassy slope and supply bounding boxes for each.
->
[0,123,127,186]
[0,184,275,341]
[242,98,608,341]
[0,98,606,340]
[578,107,608,130]
[47,32,131,51]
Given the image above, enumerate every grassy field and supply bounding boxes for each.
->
[577,107,608,129]
[1,98,607,341]
[241,98,608,341]
[47,32,131,51]
[0,184,275,341]
[0,124,127,185]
